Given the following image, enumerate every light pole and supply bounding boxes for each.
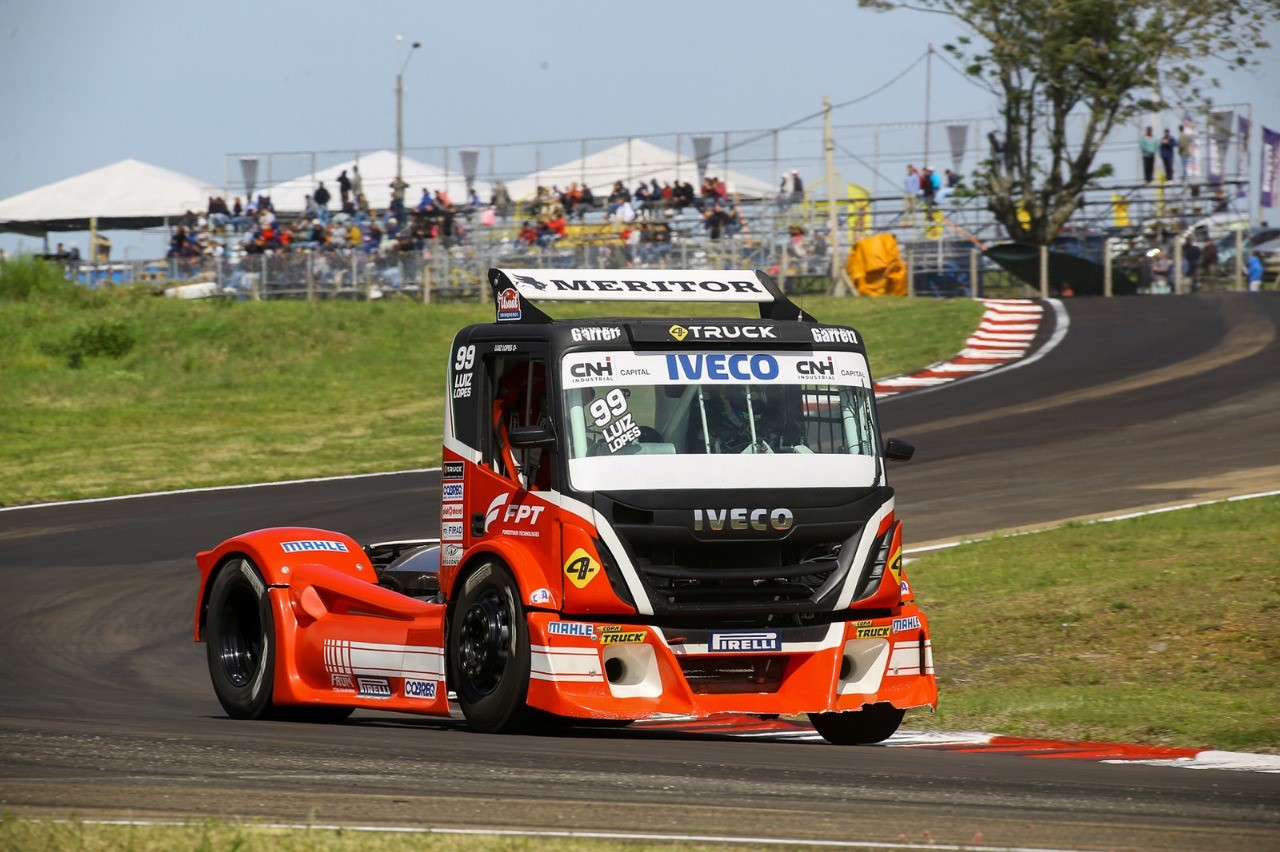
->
[395,35,421,182]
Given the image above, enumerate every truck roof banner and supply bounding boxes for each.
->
[487,267,818,325]
[495,268,777,303]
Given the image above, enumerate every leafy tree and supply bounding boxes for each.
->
[861,0,1277,244]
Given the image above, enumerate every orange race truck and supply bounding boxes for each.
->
[193,267,936,744]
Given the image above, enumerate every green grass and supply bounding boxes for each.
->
[0,815,741,851]
[0,269,983,505]
[904,495,1280,753]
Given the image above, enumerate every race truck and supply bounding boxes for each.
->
[193,267,936,744]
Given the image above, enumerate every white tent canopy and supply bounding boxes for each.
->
[504,139,775,202]
[0,159,218,235]
[265,150,491,214]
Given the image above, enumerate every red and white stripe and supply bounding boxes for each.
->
[874,299,1045,398]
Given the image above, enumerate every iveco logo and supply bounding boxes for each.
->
[693,508,795,533]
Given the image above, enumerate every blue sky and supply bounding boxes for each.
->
[2,0,1277,257]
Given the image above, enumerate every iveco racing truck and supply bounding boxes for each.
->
[194,267,936,744]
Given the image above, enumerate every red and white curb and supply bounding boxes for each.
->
[874,299,1047,399]
[633,715,1280,772]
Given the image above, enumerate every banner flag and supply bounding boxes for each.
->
[1207,108,1233,185]
[459,149,480,193]
[946,124,969,174]
[1261,126,1280,208]
[1237,115,1251,198]
[239,157,259,198]
[691,136,713,183]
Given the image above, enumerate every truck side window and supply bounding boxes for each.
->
[485,353,551,490]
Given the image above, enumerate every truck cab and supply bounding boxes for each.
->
[438,268,935,742]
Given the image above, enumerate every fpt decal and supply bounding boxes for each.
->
[563,548,601,589]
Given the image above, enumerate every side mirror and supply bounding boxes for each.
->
[883,437,915,462]
[508,422,556,449]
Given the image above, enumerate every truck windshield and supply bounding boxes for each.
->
[560,350,883,491]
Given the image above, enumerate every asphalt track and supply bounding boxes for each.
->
[1,292,1278,850]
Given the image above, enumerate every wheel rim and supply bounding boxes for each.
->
[217,584,263,688]
[457,588,513,695]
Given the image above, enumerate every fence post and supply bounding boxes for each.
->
[906,248,914,297]
[1039,244,1049,299]
[969,248,979,299]
[1234,228,1244,291]
[1104,238,1113,297]
[422,261,431,304]
[350,252,357,298]
[1173,239,1183,295]
[305,252,314,302]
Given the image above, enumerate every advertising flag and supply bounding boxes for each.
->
[1237,115,1251,198]
[1262,126,1280,209]
[1207,108,1233,185]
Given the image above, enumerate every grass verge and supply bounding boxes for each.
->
[0,275,983,506]
[905,495,1280,753]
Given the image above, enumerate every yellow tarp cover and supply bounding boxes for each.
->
[846,233,906,297]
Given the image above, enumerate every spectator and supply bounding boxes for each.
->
[490,179,513,219]
[351,165,363,199]
[920,167,938,215]
[313,181,332,225]
[903,166,921,218]
[338,170,352,206]
[1159,130,1176,182]
[1247,251,1264,292]
[703,201,730,240]
[1177,126,1193,180]
[389,176,408,219]
[789,170,804,205]
[1182,238,1201,292]
[1139,127,1158,184]
[516,220,538,247]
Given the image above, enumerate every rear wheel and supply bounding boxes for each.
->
[449,562,532,733]
[205,558,276,719]
[808,703,905,745]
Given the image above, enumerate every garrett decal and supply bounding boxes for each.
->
[563,548,601,589]
[571,327,622,343]
[810,327,859,344]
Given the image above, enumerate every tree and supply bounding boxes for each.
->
[861,0,1277,245]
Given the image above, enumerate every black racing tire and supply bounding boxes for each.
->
[205,557,277,720]
[448,562,532,733]
[808,703,906,745]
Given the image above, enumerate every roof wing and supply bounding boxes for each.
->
[487,268,816,324]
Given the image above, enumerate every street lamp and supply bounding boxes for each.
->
[395,35,421,182]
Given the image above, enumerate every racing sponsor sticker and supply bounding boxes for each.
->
[442,461,464,480]
[497,287,522,321]
[563,548,601,589]
[441,502,464,521]
[282,540,348,553]
[441,543,463,567]
[404,678,438,700]
[547,621,596,638]
[529,587,554,606]
[440,522,464,541]
[571,326,622,343]
[442,482,464,502]
[599,627,647,645]
[709,631,779,652]
[855,624,892,639]
[893,615,922,633]
[357,677,392,699]
[330,673,355,691]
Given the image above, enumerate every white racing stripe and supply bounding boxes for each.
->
[322,640,445,679]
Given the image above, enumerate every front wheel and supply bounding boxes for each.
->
[448,562,533,733]
[808,703,905,745]
[205,557,276,719]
